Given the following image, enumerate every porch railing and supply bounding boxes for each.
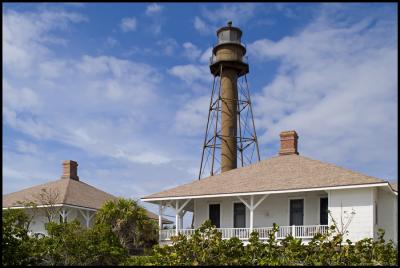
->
[160,225,329,241]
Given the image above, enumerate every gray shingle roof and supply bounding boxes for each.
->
[142,154,387,200]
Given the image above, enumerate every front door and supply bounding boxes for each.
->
[209,204,220,228]
[290,199,304,226]
[234,203,246,228]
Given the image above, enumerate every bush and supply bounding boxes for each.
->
[29,220,127,266]
[122,255,156,266]
[2,209,40,265]
[2,198,158,266]
[95,198,159,254]
[145,220,398,266]
[4,207,397,265]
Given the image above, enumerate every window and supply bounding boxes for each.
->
[290,199,304,226]
[209,204,220,228]
[320,197,328,225]
[234,203,246,228]
[375,201,378,225]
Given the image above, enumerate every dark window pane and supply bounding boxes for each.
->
[209,204,220,228]
[320,198,328,225]
[290,199,304,226]
[234,203,246,228]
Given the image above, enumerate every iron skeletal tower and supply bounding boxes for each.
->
[198,21,260,179]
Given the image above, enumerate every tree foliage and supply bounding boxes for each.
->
[3,203,397,266]
[2,198,158,266]
[144,220,398,266]
[95,198,158,254]
[2,209,38,266]
[35,220,128,265]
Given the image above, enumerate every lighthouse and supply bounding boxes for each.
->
[199,21,260,178]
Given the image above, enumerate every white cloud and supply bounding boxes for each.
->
[127,152,171,165]
[202,4,257,25]
[144,4,164,35]
[3,9,86,76]
[3,80,40,112]
[194,16,212,35]
[120,17,137,32]
[199,47,213,64]
[3,150,59,192]
[168,64,210,85]
[150,23,161,35]
[174,95,209,136]
[105,36,119,48]
[248,6,397,177]
[146,3,163,16]
[182,42,201,61]
[156,38,178,55]
[3,9,178,168]
[193,4,258,35]
[38,60,68,79]
[15,140,39,155]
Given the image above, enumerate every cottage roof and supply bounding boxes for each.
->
[142,154,389,200]
[390,183,398,192]
[3,176,172,224]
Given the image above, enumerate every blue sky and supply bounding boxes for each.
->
[3,3,397,226]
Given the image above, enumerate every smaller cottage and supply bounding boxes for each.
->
[3,160,172,235]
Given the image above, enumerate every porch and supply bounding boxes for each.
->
[160,225,329,242]
[153,190,330,243]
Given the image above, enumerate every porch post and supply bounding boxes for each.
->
[180,210,186,230]
[59,208,71,223]
[78,209,94,228]
[175,200,179,235]
[237,194,269,234]
[158,203,163,242]
[174,199,191,235]
[394,198,397,245]
[250,195,254,233]
[85,210,90,228]
[158,203,163,230]
[60,209,66,223]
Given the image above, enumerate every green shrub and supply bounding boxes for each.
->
[122,255,156,266]
[3,207,397,266]
[145,221,398,266]
[2,209,40,266]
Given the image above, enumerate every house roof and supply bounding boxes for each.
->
[3,178,172,224]
[390,183,398,192]
[142,154,388,200]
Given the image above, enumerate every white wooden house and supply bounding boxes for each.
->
[3,160,171,236]
[142,131,398,244]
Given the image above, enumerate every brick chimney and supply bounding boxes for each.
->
[61,160,79,181]
[279,130,299,156]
